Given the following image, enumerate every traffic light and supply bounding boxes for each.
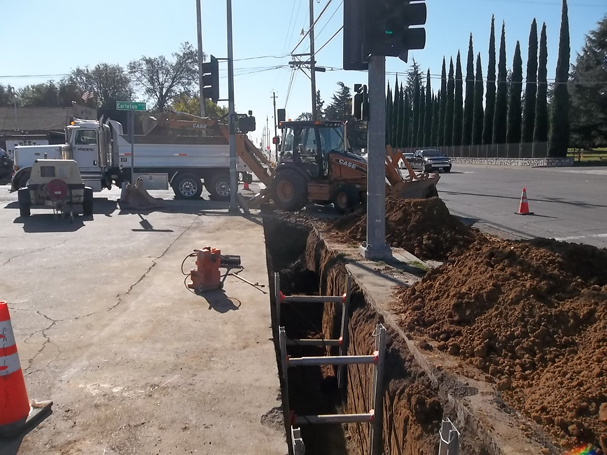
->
[238,114,256,133]
[352,84,369,121]
[202,55,220,103]
[343,0,368,70]
[363,0,427,62]
[277,109,286,123]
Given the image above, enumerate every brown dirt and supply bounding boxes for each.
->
[331,196,478,260]
[393,237,607,451]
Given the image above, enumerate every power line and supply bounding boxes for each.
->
[0,73,69,79]
[291,0,334,54]
[316,26,343,55]
[234,55,288,62]
[312,0,343,47]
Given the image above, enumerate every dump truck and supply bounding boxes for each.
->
[11,115,256,200]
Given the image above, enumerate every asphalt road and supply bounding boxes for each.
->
[0,185,285,455]
[438,164,607,249]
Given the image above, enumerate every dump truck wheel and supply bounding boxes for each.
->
[174,173,203,200]
[83,188,94,216]
[206,173,230,201]
[272,170,308,211]
[333,185,360,215]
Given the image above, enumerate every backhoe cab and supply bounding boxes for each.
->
[274,121,367,213]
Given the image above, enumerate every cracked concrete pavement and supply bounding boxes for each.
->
[0,185,286,454]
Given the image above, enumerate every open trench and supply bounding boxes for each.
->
[263,217,472,455]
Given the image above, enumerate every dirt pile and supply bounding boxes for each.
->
[332,196,478,260]
[394,237,607,450]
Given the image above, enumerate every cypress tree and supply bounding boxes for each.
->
[417,86,426,146]
[397,83,406,147]
[453,52,464,146]
[463,34,475,146]
[507,41,523,144]
[432,91,440,146]
[444,58,455,147]
[403,90,410,148]
[493,21,508,145]
[483,16,496,145]
[412,77,421,147]
[472,53,484,145]
[549,0,570,157]
[533,23,549,148]
[386,83,393,145]
[438,58,447,146]
[522,19,538,144]
[424,69,433,146]
[392,75,401,146]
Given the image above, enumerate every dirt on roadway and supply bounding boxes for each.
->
[0,187,285,455]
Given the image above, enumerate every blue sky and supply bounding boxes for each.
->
[1,0,605,146]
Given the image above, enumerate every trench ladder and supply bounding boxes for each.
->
[274,273,387,455]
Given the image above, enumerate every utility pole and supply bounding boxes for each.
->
[196,0,206,118]
[360,56,392,260]
[309,0,317,120]
[272,92,278,161]
[266,116,270,150]
[226,0,238,213]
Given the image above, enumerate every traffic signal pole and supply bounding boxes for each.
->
[360,55,392,260]
[226,0,238,213]
[309,0,317,120]
[196,0,206,118]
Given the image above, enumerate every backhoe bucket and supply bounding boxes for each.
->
[389,173,440,199]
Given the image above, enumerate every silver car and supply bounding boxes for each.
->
[411,149,452,173]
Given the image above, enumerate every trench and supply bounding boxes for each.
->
[263,217,454,455]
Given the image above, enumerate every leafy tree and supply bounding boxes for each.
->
[129,42,199,112]
[324,82,366,149]
[315,90,325,120]
[417,85,426,146]
[444,58,455,146]
[424,70,433,146]
[172,94,228,118]
[493,22,508,144]
[386,83,393,145]
[507,41,524,144]
[438,58,447,146]
[463,34,475,146]
[453,52,464,146]
[522,19,538,144]
[533,23,550,150]
[483,16,497,144]
[473,53,485,145]
[18,82,59,107]
[549,0,570,156]
[69,64,133,108]
[570,15,607,146]
[0,85,15,106]
[432,91,441,146]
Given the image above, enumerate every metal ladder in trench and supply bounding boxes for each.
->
[274,272,387,455]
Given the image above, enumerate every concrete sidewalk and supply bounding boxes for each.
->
[12,210,285,454]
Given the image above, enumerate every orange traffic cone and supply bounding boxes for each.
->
[515,187,534,215]
[0,301,52,448]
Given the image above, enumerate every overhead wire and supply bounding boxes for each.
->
[316,26,343,55]
[291,0,334,54]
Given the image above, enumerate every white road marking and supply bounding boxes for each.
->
[553,233,607,241]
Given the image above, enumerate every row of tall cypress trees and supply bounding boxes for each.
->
[385,0,570,157]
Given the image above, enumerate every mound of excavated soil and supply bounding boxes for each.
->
[332,196,478,260]
[394,237,607,450]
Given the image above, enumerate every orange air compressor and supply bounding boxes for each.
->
[187,247,241,292]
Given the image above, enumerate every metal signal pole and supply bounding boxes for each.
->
[227,0,238,213]
[309,0,317,120]
[196,0,206,118]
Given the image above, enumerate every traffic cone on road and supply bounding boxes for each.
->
[515,188,534,215]
[0,301,52,451]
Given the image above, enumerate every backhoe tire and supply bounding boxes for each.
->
[205,173,231,201]
[173,173,203,200]
[333,185,360,215]
[272,170,308,212]
[18,188,31,217]
[83,188,94,216]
